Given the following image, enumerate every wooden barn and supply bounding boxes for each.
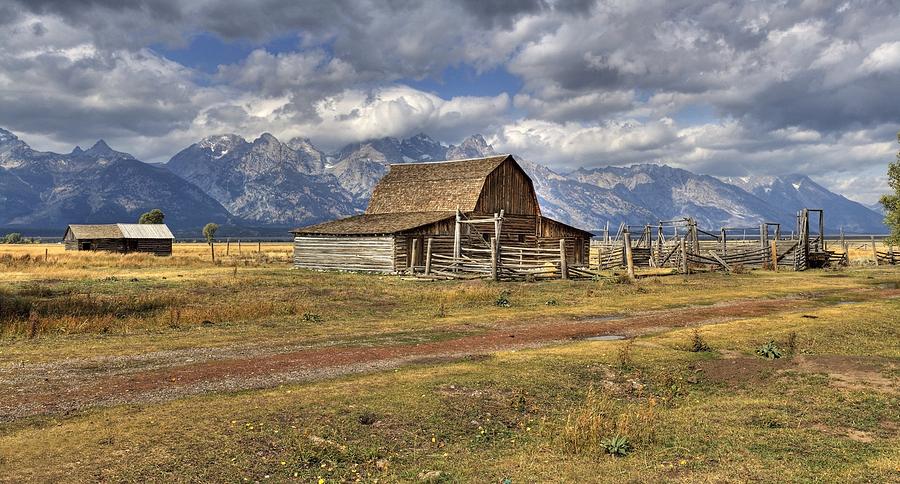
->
[291,155,593,274]
[63,223,175,256]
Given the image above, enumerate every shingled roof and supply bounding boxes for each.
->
[291,211,454,235]
[66,224,174,239]
[365,155,511,214]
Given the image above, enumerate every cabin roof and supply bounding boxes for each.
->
[365,155,511,214]
[291,211,455,236]
[66,223,174,240]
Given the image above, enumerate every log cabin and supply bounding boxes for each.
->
[291,154,593,273]
[63,223,174,256]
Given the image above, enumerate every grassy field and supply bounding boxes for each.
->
[0,243,898,482]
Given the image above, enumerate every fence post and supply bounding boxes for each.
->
[680,236,689,274]
[720,228,726,256]
[624,229,635,281]
[559,239,568,280]
[45,248,48,262]
[425,238,433,275]
[409,238,418,273]
[226,238,230,256]
[770,240,778,271]
[490,237,498,281]
[258,241,261,253]
[891,244,896,265]
[238,239,242,255]
[872,235,879,266]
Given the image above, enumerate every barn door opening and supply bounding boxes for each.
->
[80,242,92,251]
[575,238,584,265]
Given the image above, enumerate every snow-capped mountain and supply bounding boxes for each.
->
[722,174,885,233]
[0,127,887,233]
[167,133,351,225]
[0,128,233,230]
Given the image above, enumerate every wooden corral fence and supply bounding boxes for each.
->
[589,209,851,275]
[408,208,861,282]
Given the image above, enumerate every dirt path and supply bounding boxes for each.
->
[1,290,894,421]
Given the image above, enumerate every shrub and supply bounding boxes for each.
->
[689,328,711,352]
[495,291,511,308]
[302,313,323,323]
[756,341,783,359]
[545,298,558,306]
[616,338,635,369]
[784,331,798,357]
[2,232,23,244]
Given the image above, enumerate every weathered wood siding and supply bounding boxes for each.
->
[294,236,395,272]
[64,238,172,256]
[474,158,540,216]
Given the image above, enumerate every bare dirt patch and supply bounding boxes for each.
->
[699,353,898,394]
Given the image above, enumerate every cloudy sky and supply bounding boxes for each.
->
[1,0,898,203]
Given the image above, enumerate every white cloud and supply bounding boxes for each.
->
[861,41,900,73]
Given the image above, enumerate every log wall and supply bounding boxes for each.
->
[293,236,395,272]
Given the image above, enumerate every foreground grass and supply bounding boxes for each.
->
[0,245,897,481]
[0,295,897,482]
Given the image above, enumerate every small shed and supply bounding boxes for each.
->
[291,155,593,273]
[63,223,174,256]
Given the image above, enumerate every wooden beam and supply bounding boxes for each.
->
[624,229,635,281]
[425,238,433,275]
[490,237,498,281]
[872,235,878,266]
[559,238,568,280]
[770,240,778,271]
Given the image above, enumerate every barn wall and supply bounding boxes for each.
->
[538,218,591,265]
[134,239,173,256]
[474,158,540,216]
[294,236,395,273]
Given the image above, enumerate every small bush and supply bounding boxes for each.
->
[545,298,558,306]
[689,328,710,352]
[784,331,798,357]
[756,341,783,359]
[302,313,323,323]
[600,435,631,457]
[357,410,377,425]
[495,291,511,308]
[616,339,635,369]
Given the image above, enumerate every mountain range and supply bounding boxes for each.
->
[0,127,887,235]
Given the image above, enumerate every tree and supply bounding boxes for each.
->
[3,232,23,244]
[138,209,165,224]
[881,131,900,245]
[203,223,219,261]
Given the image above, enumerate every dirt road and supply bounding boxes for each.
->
[2,290,893,421]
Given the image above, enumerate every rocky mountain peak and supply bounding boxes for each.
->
[86,139,114,155]
[0,127,19,144]
[446,134,496,159]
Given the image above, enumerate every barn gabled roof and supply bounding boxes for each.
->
[291,211,454,236]
[365,154,512,214]
[66,223,174,240]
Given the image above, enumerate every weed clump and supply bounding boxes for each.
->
[616,339,635,369]
[495,291,511,308]
[600,435,631,457]
[783,331,798,357]
[561,386,656,456]
[756,340,783,359]
[302,313,323,323]
[689,328,711,352]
